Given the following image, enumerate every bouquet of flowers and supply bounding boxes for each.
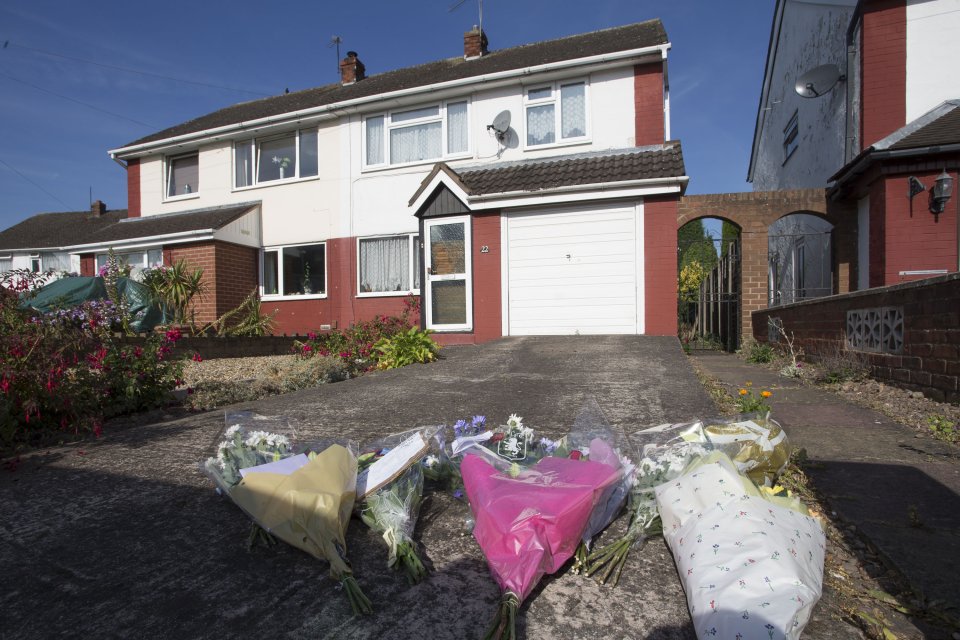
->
[461,447,622,639]
[201,412,372,615]
[655,451,825,640]
[585,413,792,587]
[356,429,435,584]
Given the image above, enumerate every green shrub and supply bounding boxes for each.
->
[927,415,957,443]
[373,328,440,369]
[294,296,422,374]
[745,341,776,364]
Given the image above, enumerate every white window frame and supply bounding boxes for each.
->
[260,241,328,300]
[164,152,200,202]
[362,99,471,170]
[29,253,41,273]
[783,111,799,163]
[356,233,421,298]
[233,128,320,190]
[523,79,590,150]
[95,248,164,272]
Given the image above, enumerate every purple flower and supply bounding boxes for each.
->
[452,488,464,499]
[453,419,468,437]
[471,415,486,429]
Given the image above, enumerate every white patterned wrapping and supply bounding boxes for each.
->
[656,454,825,640]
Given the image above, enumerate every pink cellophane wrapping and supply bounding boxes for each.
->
[462,453,621,602]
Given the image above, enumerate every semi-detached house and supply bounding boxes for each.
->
[78,20,685,343]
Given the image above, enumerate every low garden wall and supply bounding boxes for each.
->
[121,335,302,359]
[753,273,960,402]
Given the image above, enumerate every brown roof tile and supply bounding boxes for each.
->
[456,145,685,195]
[889,103,960,150]
[121,20,667,149]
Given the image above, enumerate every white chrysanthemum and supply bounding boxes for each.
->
[506,414,523,429]
[273,434,289,448]
[225,424,241,437]
[245,430,269,447]
[519,426,535,444]
[423,455,439,469]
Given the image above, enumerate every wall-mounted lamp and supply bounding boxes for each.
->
[908,170,954,214]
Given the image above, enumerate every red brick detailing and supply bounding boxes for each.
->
[471,212,502,343]
[339,52,365,85]
[166,241,258,326]
[676,190,843,339]
[860,0,907,149]
[644,195,679,335]
[126,159,141,218]
[880,169,958,285]
[634,63,664,146]
[79,254,95,277]
[753,274,960,402]
[868,178,887,287]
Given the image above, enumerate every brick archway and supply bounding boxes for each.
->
[677,189,854,340]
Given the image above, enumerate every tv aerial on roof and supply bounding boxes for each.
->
[795,64,845,98]
[487,110,511,142]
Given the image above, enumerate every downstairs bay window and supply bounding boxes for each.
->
[235,128,319,188]
[358,234,421,295]
[262,242,326,298]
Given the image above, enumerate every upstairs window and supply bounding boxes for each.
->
[525,80,587,147]
[167,153,199,198]
[364,100,469,168]
[234,128,319,188]
[783,111,799,163]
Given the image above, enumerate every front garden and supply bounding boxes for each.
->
[0,261,439,456]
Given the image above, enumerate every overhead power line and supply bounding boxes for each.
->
[0,69,157,129]
[4,40,271,97]
[0,157,70,209]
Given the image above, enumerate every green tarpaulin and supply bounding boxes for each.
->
[20,276,168,333]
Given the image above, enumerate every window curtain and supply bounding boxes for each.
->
[447,102,468,154]
[390,122,441,164]
[560,83,586,138]
[526,104,555,145]
[360,236,409,292]
[0,258,12,272]
[235,141,253,187]
[40,252,71,272]
[366,116,384,165]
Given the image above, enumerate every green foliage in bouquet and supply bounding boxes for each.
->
[373,327,440,370]
[359,465,428,584]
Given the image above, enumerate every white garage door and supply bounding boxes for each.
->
[506,204,642,335]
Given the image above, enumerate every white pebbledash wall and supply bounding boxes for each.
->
[137,65,638,247]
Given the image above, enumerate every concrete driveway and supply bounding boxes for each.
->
[0,337,857,639]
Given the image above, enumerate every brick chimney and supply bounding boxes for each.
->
[340,51,365,85]
[464,26,488,59]
[91,200,107,217]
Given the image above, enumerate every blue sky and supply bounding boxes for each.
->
[0,1,773,231]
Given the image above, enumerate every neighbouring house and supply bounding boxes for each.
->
[743,0,960,401]
[90,20,685,343]
[749,0,959,294]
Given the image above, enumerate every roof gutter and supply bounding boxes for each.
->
[66,228,218,252]
[109,43,671,159]
[829,143,960,196]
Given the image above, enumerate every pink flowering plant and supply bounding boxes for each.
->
[0,285,185,452]
[293,296,422,374]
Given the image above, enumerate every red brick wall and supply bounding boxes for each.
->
[634,63,664,146]
[753,273,960,402]
[860,0,907,149]
[79,254,95,277]
[880,169,958,285]
[471,212,502,343]
[126,159,141,218]
[644,195,679,335]
[868,178,887,287]
[166,241,258,326]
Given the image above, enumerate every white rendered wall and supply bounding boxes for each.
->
[138,63,645,246]
[751,0,856,191]
[906,0,960,122]
[138,121,341,248]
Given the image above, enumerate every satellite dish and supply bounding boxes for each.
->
[487,110,511,141]
[795,64,845,98]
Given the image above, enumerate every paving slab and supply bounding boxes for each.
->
[1,337,866,639]
[693,350,960,620]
